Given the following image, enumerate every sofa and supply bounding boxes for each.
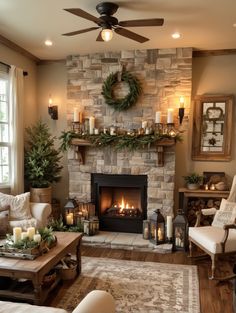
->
[0,192,52,236]
[0,290,116,313]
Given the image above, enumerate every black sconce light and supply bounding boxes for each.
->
[48,95,58,120]
[178,96,185,125]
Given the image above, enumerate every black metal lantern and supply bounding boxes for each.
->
[172,209,188,251]
[64,198,78,226]
[149,209,165,245]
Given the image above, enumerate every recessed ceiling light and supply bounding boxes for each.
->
[45,40,53,46]
[172,32,181,39]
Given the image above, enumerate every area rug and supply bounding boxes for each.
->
[56,256,200,313]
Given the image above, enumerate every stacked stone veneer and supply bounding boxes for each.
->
[66,47,192,218]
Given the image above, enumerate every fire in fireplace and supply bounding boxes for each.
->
[92,174,147,233]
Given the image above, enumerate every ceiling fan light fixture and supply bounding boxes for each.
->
[171,32,181,39]
[101,28,113,42]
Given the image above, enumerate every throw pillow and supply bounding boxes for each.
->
[212,199,236,228]
[0,210,9,238]
[0,192,32,220]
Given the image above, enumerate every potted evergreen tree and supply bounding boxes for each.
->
[24,120,63,203]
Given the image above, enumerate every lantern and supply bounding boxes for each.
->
[83,217,99,236]
[64,198,78,226]
[149,209,165,245]
[143,220,150,239]
[172,209,188,251]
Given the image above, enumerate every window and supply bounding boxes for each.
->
[0,71,10,186]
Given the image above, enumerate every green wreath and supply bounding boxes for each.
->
[102,71,142,111]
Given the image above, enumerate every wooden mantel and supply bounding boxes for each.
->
[71,138,175,167]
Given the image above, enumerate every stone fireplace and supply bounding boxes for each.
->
[66,47,192,233]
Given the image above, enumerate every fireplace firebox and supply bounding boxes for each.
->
[91,174,147,233]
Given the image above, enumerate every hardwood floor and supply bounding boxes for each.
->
[48,245,235,313]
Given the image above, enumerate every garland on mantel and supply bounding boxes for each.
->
[59,130,182,152]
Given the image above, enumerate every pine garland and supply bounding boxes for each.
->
[102,71,142,111]
[59,131,182,152]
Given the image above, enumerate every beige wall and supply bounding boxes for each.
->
[0,43,38,127]
[36,62,68,208]
[175,54,236,210]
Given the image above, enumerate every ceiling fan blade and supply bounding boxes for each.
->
[96,31,104,42]
[64,8,101,24]
[62,27,100,36]
[114,27,149,43]
[119,18,164,27]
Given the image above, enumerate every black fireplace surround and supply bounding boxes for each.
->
[91,173,147,233]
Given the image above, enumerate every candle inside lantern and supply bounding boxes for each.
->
[166,216,173,239]
[155,111,161,123]
[73,108,80,122]
[167,109,173,124]
[27,227,35,240]
[89,116,95,134]
[13,227,22,244]
[157,228,163,240]
[33,234,41,243]
[66,213,74,225]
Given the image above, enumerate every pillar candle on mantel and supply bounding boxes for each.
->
[73,108,80,122]
[167,109,173,124]
[89,116,95,134]
[155,111,161,123]
[27,227,35,240]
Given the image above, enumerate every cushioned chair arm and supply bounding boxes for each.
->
[194,208,217,227]
[220,223,236,253]
[30,203,52,228]
[194,211,202,227]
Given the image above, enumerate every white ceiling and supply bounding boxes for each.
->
[0,0,236,60]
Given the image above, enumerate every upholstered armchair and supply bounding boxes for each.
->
[188,175,236,280]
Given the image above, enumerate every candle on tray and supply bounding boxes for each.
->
[13,227,22,244]
[155,111,161,124]
[166,216,173,239]
[73,108,80,122]
[89,116,95,134]
[33,234,41,243]
[27,227,35,240]
[21,232,28,240]
[167,109,173,124]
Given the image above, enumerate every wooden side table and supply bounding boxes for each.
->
[178,187,230,216]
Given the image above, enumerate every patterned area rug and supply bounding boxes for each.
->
[56,256,200,313]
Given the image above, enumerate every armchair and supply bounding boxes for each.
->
[189,175,236,280]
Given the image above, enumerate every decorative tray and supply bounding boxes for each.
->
[0,237,57,260]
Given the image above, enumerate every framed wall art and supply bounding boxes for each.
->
[192,95,233,161]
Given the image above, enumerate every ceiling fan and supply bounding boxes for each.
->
[62,2,164,43]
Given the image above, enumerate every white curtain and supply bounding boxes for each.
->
[9,66,24,195]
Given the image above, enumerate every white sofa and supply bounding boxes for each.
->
[9,202,52,230]
[0,290,116,313]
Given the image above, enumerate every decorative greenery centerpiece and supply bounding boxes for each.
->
[102,70,142,111]
[59,130,182,152]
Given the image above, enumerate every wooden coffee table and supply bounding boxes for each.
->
[0,231,83,305]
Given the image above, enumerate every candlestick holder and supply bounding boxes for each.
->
[178,107,185,125]
[155,123,163,134]
[166,123,177,137]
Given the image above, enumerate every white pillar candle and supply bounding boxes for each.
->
[13,227,22,244]
[167,109,173,123]
[89,116,95,134]
[155,111,161,123]
[73,108,80,122]
[27,227,35,240]
[142,121,148,129]
[166,216,173,238]
[21,232,28,240]
[66,213,74,225]
[33,234,41,243]
[94,128,99,135]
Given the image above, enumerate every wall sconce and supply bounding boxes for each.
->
[48,95,58,120]
[178,96,185,125]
